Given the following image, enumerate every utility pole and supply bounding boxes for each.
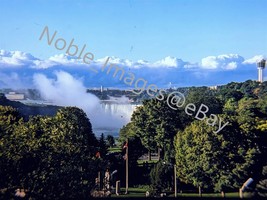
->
[98,171,101,191]
[174,165,177,197]
[125,138,129,194]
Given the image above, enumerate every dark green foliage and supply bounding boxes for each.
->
[118,123,146,186]
[119,123,146,166]
[186,87,223,115]
[174,116,262,192]
[98,133,108,158]
[0,105,21,135]
[1,79,267,196]
[149,161,173,195]
[131,104,158,156]
[257,165,267,197]
[106,134,115,147]
[124,80,267,192]
[0,106,101,199]
[217,80,266,102]
[0,93,60,120]
[131,96,191,162]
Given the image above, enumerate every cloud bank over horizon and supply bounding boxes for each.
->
[0,49,266,89]
[1,50,266,131]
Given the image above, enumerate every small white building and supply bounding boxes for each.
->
[5,92,25,101]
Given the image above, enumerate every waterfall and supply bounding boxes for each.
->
[93,102,140,137]
[101,103,138,122]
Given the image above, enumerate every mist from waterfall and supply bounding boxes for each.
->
[33,71,139,137]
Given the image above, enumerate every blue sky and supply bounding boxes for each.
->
[0,0,266,62]
[0,0,267,90]
[1,0,266,132]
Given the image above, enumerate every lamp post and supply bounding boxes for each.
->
[163,162,177,197]
[125,142,128,194]
[174,164,177,197]
[124,139,129,194]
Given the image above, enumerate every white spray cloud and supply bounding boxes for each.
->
[33,71,99,110]
[33,71,133,132]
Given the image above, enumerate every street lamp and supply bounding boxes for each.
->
[123,139,129,194]
[163,162,177,197]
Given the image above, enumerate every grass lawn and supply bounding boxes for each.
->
[110,187,254,198]
[108,147,122,153]
[137,159,158,165]
[111,187,147,198]
[174,192,239,198]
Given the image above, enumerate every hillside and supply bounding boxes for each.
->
[0,93,60,120]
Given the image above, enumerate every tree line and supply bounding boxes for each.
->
[119,80,267,196]
[0,103,114,199]
[1,80,267,198]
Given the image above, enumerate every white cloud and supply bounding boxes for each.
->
[95,56,146,69]
[224,62,237,70]
[201,54,244,70]
[184,63,199,69]
[101,56,132,66]
[32,60,57,69]
[95,56,187,69]
[0,49,263,89]
[33,54,85,69]
[48,54,79,63]
[0,72,26,88]
[0,50,39,67]
[201,56,218,69]
[0,50,247,71]
[131,60,149,68]
[243,55,265,64]
[153,56,185,68]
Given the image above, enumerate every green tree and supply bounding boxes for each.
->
[174,116,261,193]
[98,133,108,158]
[119,122,146,186]
[0,106,102,199]
[131,96,190,161]
[223,98,238,115]
[150,161,173,195]
[119,122,145,165]
[131,104,158,160]
[186,87,223,115]
[235,97,267,176]
[0,105,21,136]
[54,107,98,154]
[0,106,22,190]
[106,134,115,147]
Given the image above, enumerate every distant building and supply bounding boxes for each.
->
[257,59,266,83]
[5,92,25,101]
[209,85,218,90]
